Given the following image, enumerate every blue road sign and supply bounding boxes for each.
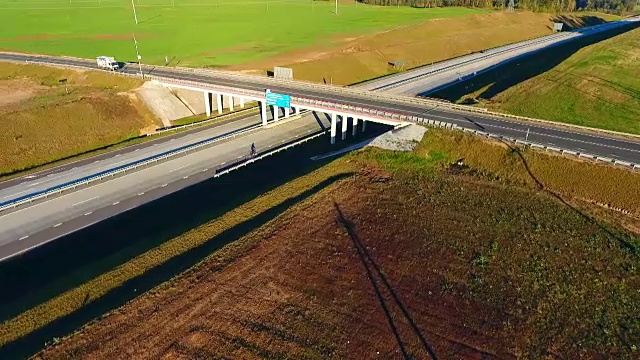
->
[265,90,291,108]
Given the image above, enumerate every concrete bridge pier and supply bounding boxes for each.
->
[239,97,245,109]
[362,119,367,132]
[341,114,348,140]
[352,117,358,136]
[203,92,212,117]
[284,107,290,118]
[260,101,268,126]
[273,106,279,122]
[330,112,337,144]
[216,93,223,114]
[228,96,234,111]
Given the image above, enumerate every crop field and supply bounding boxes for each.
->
[29,133,639,359]
[433,24,640,134]
[0,0,484,67]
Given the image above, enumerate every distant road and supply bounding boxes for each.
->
[357,16,640,95]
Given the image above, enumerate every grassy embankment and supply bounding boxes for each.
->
[30,128,640,359]
[1,125,638,357]
[432,24,640,134]
[0,62,161,177]
[0,0,483,66]
[233,11,620,84]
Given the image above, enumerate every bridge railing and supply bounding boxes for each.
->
[18,54,640,141]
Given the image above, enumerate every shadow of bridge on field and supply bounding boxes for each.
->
[334,202,439,360]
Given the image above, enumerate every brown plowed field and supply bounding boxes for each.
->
[35,149,639,359]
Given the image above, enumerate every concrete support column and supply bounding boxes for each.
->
[330,113,337,145]
[293,107,300,115]
[239,97,245,109]
[273,106,279,122]
[216,93,223,114]
[204,92,211,117]
[228,96,234,111]
[284,107,290,118]
[260,101,268,126]
[352,117,358,136]
[341,114,348,140]
[362,119,367,132]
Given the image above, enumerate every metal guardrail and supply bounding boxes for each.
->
[0,122,263,213]
[413,119,639,171]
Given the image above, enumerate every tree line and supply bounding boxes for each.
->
[357,0,639,14]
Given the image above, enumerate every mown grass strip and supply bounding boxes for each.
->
[416,129,640,215]
[0,161,354,346]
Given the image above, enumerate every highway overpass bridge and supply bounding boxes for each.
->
[1,16,640,260]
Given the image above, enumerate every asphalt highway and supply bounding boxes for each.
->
[0,112,331,261]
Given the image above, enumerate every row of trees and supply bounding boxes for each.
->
[358,0,638,14]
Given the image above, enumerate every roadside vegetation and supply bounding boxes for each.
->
[432,24,640,134]
[0,62,160,177]
[2,124,638,358]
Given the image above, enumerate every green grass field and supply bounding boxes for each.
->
[0,0,484,66]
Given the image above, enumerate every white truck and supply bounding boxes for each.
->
[96,56,119,71]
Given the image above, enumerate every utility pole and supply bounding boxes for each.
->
[133,34,143,78]
[131,0,139,24]
[525,127,530,141]
[335,0,338,15]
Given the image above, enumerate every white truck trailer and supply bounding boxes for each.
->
[96,56,119,71]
